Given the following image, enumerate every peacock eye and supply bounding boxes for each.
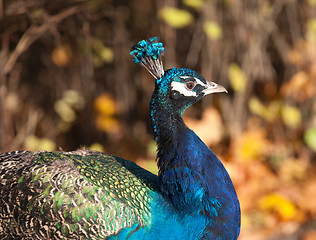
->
[185,81,196,90]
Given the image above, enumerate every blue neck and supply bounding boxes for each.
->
[150,90,220,216]
[150,89,241,238]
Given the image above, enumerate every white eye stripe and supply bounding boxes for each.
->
[179,76,206,87]
[193,77,206,87]
[171,81,197,97]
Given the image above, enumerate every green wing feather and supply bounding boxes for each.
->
[0,150,159,239]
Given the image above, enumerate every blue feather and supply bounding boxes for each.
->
[130,37,165,79]
[130,37,165,63]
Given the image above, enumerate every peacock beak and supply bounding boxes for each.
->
[202,81,228,95]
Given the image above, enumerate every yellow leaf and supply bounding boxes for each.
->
[63,90,85,110]
[281,105,301,128]
[203,21,222,40]
[54,99,76,123]
[306,18,316,42]
[88,143,104,152]
[182,0,205,9]
[24,135,39,151]
[248,97,266,117]
[91,38,114,67]
[258,193,299,221]
[40,139,56,151]
[228,63,247,92]
[25,135,56,151]
[159,7,193,28]
[309,0,316,6]
[94,94,117,116]
[248,98,280,122]
[304,127,316,152]
[99,47,114,63]
[236,128,268,162]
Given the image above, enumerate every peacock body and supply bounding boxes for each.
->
[0,37,240,239]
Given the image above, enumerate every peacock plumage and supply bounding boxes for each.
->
[0,37,240,239]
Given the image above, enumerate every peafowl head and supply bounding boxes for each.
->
[130,37,227,115]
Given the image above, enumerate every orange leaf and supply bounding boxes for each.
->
[94,94,117,116]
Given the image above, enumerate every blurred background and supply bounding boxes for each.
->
[0,0,316,239]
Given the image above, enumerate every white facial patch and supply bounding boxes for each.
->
[171,81,197,96]
[170,77,207,97]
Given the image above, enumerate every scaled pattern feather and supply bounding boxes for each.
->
[0,150,157,239]
[0,37,240,240]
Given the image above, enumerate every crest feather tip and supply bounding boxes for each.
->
[130,37,165,79]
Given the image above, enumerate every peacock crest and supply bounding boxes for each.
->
[130,37,165,79]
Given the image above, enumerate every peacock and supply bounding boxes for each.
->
[0,37,240,239]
